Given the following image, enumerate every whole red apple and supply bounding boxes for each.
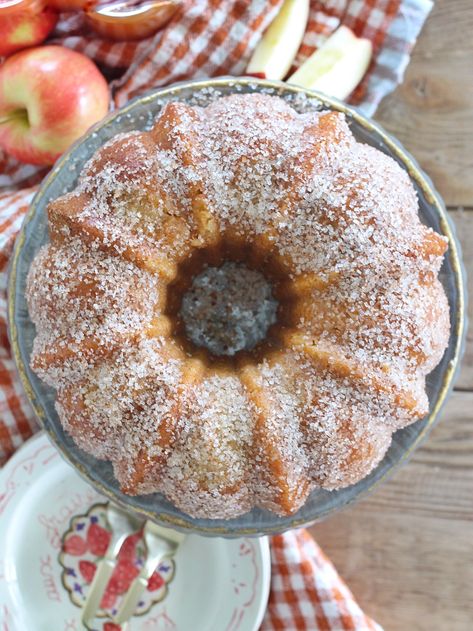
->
[0,1,58,57]
[0,45,110,165]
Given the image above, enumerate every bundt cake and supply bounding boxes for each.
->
[26,93,450,519]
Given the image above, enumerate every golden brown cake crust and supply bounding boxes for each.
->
[26,94,450,519]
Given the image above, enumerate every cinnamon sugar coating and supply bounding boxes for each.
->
[26,94,450,519]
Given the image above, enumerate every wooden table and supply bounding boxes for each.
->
[309,1,473,629]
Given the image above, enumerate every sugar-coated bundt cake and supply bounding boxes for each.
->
[26,93,450,519]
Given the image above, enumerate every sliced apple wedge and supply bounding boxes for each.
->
[86,0,179,41]
[288,25,373,100]
[246,0,309,80]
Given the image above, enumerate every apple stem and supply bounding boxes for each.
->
[0,110,29,126]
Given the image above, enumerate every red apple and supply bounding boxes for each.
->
[0,45,110,165]
[0,0,58,57]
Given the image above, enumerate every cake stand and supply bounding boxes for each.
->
[8,77,467,537]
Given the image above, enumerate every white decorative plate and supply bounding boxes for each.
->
[0,433,271,631]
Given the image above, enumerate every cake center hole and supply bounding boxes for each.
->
[179,262,278,357]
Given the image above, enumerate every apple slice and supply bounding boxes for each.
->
[288,25,372,100]
[47,0,96,10]
[86,0,179,41]
[246,0,309,80]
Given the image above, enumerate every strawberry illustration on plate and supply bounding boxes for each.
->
[63,534,88,556]
[147,570,165,592]
[99,558,141,608]
[118,531,142,561]
[79,560,97,584]
[87,522,112,557]
[59,503,175,621]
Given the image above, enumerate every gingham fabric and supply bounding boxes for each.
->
[0,189,37,459]
[262,530,382,630]
[0,0,432,628]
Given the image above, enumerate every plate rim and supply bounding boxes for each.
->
[7,76,468,537]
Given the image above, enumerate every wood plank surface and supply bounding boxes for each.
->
[309,392,473,631]
[448,209,472,390]
[375,0,473,207]
[308,2,473,630]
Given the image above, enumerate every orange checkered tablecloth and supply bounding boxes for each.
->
[0,1,433,628]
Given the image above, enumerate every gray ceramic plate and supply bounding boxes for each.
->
[8,78,467,537]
